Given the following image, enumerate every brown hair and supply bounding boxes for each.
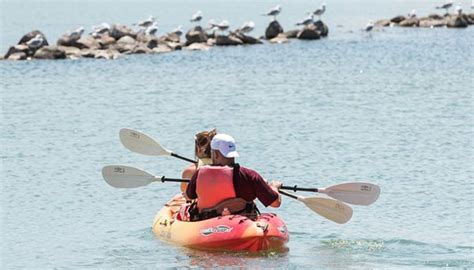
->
[195,128,217,159]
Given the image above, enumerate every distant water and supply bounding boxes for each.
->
[1,0,473,269]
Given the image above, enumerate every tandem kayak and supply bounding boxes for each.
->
[152,194,289,252]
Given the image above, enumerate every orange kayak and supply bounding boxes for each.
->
[152,194,289,252]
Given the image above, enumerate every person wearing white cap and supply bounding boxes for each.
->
[185,133,282,220]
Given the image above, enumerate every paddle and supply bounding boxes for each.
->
[118,128,380,206]
[101,165,353,224]
[280,182,380,206]
[119,128,197,164]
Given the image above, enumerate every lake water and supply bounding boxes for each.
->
[1,0,473,269]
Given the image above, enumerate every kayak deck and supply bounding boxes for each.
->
[152,194,289,252]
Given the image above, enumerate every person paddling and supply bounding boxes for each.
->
[180,128,217,192]
[184,133,282,220]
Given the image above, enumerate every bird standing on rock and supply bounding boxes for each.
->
[137,16,156,28]
[69,26,84,41]
[209,19,230,33]
[455,5,463,15]
[408,9,417,18]
[145,22,158,36]
[313,3,326,20]
[263,5,281,21]
[26,34,44,49]
[238,21,255,34]
[171,25,183,37]
[365,20,374,32]
[296,13,314,26]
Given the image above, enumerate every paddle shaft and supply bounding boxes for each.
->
[280,185,318,193]
[278,189,299,200]
[170,153,198,164]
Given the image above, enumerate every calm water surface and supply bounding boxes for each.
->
[1,0,473,269]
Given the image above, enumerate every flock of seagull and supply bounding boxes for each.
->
[22,1,473,51]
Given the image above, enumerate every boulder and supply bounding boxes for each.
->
[76,36,100,50]
[297,25,321,40]
[7,52,27,61]
[447,15,469,28]
[80,49,96,58]
[152,44,173,53]
[269,33,289,44]
[419,18,446,28]
[185,26,208,46]
[57,35,81,47]
[184,42,211,51]
[18,30,49,47]
[58,46,81,58]
[33,46,66,59]
[206,38,216,46]
[283,29,299,38]
[463,14,474,24]
[265,20,284,39]
[390,15,406,23]
[117,35,136,45]
[133,44,152,54]
[94,49,120,60]
[110,24,137,40]
[97,34,116,48]
[234,33,262,44]
[215,35,243,46]
[161,33,180,43]
[399,17,420,27]
[313,20,329,37]
[428,14,443,20]
[375,19,391,27]
[166,42,182,50]
[4,44,30,59]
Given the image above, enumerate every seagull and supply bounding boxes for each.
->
[365,20,374,32]
[171,25,183,36]
[455,5,462,15]
[92,23,111,35]
[313,3,326,19]
[436,0,454,14]
[145,22,158,36]
[238,21,255,34]
[209,20,229,33]
[190,10,202,22]
[69,26,84,41]
[137,16,155,28]
[263,5,281,21]
[26,34,44,49]
[408,9,417,18]
[296,13,314,26]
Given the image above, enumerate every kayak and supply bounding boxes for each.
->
[152,194,289,252]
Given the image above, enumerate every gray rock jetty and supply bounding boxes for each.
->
[376,13,474,28]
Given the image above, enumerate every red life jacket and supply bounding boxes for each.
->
[196,166,236,210]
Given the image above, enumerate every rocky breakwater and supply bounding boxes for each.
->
[376,13,474,28]
[265,20,329,44]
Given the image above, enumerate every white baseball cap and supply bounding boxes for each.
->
[211,134,239,158]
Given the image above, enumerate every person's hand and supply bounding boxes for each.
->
[270,180,282,189]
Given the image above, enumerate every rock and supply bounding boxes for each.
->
[57,35,81,47]
[283,29,299,38]
[76,36,100,50]
[184,42,211,51]
[18,30,49,47]
[234,33,262,44]
[117,35,136,45]
[145,38,160,49]
[185,26,207,46]
[97,34,116,48]
[215,35,243,46]
[80,49,96,58]
[390,15,406,24]
[94,49,120,60]
[152,44,173,53]
[463,14,474,24]
[428,14,443,20]
[269,33,289,44]
[265,20,284,39]
[7,52,27,61]
[206,38,216,46]
[161,33,180,43]
[58,46,81,56]
[419,19,446,28]
[4,44,30,59]
[375,19,391,27]
[399,17,420,27]
[133,44,152,54]
[297,25,321,40]
[33,46,66,59]
[110,24,137,40]
[313,20,329,37]
[447,15,469,28]
[166,42,182,50]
